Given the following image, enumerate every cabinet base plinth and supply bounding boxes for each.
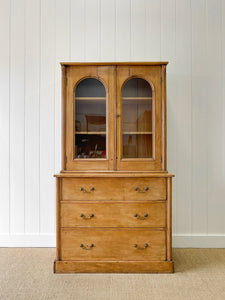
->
[54,260,174,273]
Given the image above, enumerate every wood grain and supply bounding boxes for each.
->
[54,260,174,273]
[55,172,174,178]
[62,178,123,201]
[61,201,166,228]
[123,178,166,200]
[61,62,169,66]
[56,62,174,274]
[61,228,166,261]
[61,65,66,171]
[61,177,166,201]
[65,65,115,171]
[167,177,172,261]
[116,65,162,171]
[56,178,61,260]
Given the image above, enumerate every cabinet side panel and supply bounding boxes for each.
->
[162,65,167,171]
[167,177,172,261]
[56,178,61,260]
[61,66,66,170]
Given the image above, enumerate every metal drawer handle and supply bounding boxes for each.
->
[80,213,94,220]
[80,243,94,250]
[134,187,149,193]
[80,187,95,193]
[134,213,148,220]
[134,243,149,249]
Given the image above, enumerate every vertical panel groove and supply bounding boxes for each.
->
[9,0,11,235]
[84,0,86,61]
[69,0,71,61]
[24,0,26,234]
[190,0,193,235]
[114,0,117,60]
[130,0,131,60]
[39,0,41,234]
[205,0,208,235]
[99,0,101,60]
[9,0,11,234]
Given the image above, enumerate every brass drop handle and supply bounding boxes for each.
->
[134,187,149,193]
[134,213,148,220]
[134,243,149,249]
[80,243,94,250]
[80,213,94,220]
[80,187,95,193]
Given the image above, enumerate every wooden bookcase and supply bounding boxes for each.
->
[54,62,174,273]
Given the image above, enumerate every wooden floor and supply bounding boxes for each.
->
[0,248,225,300]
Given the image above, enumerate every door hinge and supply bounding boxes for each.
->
[161,156,162,163]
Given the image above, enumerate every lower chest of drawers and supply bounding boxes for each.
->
[54,176,174,273]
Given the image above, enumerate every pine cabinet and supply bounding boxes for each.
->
[54,62,174,273]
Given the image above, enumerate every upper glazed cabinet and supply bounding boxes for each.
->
[62,63,167,171]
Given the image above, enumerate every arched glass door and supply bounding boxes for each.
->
[122,77,153,158]
[65,66,115,171]
[74,78,106,159]
[116,65,162,171]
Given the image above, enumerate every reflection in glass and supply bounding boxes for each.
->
[123,134,152,158]
[75,134,106,159]
[122,78,153,158]
[74,78,106,159]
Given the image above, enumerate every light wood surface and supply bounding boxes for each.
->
[167,177,172,261]
[56,62,174,273]
[61,228,166,261]
[123,178,166,200]
[65,65,116,171]
[56,178,61,260]
[55,171,174,178]
[61,177,166,201]
[62,178,123,201]
[61,201,166,228]
[116,65,163,171]
[61,62,169,66]
[61,66,66,171]
[54,260,174,273]
[161,64,167,171]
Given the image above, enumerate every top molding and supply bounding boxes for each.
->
[60,62,169,66]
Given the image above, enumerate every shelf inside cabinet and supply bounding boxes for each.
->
[123,132,152,135]
[75,132,106,135]
[123,97,152,100]
[76,97,106,101]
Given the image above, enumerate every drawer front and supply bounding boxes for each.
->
[61,229,166,261]
[62,178,123,201]
[123,178,166,200]
[61,202,166,228]
[62,177,166,201]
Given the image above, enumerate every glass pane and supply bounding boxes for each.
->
[74,78,106,159]
[122,78,153,158]
[122,78,152,97]
[76,78,106,97]
[123,134,152,158]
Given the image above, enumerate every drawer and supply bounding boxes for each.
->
[62,178,123,201]
[123,178,166,200]
[61,229,166,261]
[61,177,166,201]
[61,202,166,228]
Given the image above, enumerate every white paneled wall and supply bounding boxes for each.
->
[0,0,225,247]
